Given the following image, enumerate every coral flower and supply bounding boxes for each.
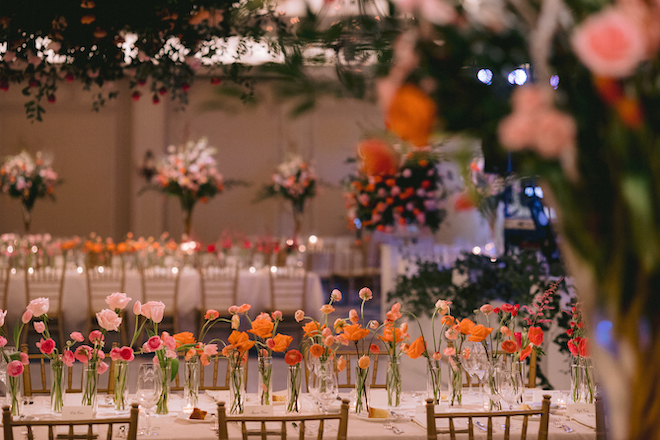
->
[205,309,220,320]
[468,325,493,342]
[520,344,533,361]
[227,331,255,354]
[457,318,476,335]
[379,327,404,344]
[320,304,335,315]
[501,340,518,354]
[270,334,293,352]
[285,349,303,365]
[358,355,371,369]
[337,355,347,372]
[406,336,426,359]
[528,327,543,346]
[302,321,325,338]
[248,318,274,339]
[358,139,399,176]
[386,84,437,147]
[309,344,324,358]
[173,331,196,348]
[342,324,370,341]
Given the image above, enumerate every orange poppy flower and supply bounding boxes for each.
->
[173,331,196,348]
[386,84,437,147]
[342,324,370,341]
[302,321,325,338]
[457,319,476,335]
[248,318,274,339]
[379,327,404,344]
[270,334,293,352]
[309,344,324,358]
[285,349,303,365]
[440,315,455,326]
[406,336,426,359]
[467,325,493,342]
[520,345,533,361]
[501,340,518,354]
[228,331,255,354]
[528,327,543,346]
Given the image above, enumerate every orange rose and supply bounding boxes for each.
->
[358,138,399,176]
[248,318,274,339]
[342,324,370,341]
[302,321,325,338]
[173,331,196,348]
[406,336,426,359]
[457,318,476,335]
[285,349,303,365]
[270,334,293,352]
[309,344,324,358]
[501,340,518,354]
[468,325,493,342]
[386,84,437,147]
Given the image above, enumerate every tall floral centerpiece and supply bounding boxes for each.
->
[145,138,224,236]
[255,154,317,242]
[0,151,59,232]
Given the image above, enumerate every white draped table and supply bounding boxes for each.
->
[1,390,597,439]
[4,268,325,335]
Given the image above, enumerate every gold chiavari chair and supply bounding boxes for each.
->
[172,355,249,391]
[268,266,307,317]
[24,259,67,348]
[139,265,181,333]
[425,396,551,440]
[0,265,10,313]
[85,263,127,344]
[2,403,139,440]
[217,399,350,440]
[198,265,238,333]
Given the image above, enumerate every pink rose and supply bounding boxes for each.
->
[37,338,55,355]
[133,300,142,315]
[27,297,50,317]
[271,311,283,321]
[74,346,92,363]
[97,361,109,375]
[33,321,46,334]
[7,360,24,377]
[295,310,305,322]
[358,287,373,301]
[161,332,176,351]
[89,330,104,343]
[110,347,122,361]
[62,350,75,367]
[141,301,165,323]
[572,7,646,78]
[120,346,135,361]
[331,289,342,302]
[0,336,6,347]
[203,344,218,356]
[0,309,7,327]
[21,309,33,324]
[20,352,29,365]
[143,336,163,353]
[70,331,85,342]
[96,309,122,332]
[480,304,494,315]
[105,292,131,310]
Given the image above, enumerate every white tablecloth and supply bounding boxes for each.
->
[3,390,597,440]
[5,268,324,336]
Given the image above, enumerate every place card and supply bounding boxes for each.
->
[566,403,595,417]
[62,406,94,420]
[244,405,274,417]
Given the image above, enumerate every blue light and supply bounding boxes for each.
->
[507,69,528,85]
[524,187,534,197]
[550,75,560,90]
[595,320,613,346]
[476,68,493,85]
[534,187,544,198]
[353,218,362,229]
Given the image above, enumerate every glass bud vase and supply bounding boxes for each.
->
[449,362,463,406]
[386,358,402,408]
[229,364,246,415]
[427,360,442,405]
[354,365,371,415]
[184,357,201,411]
[82,362,99,414]
[7,373,23,418]
[579,357,595,404]
[50,358,66,414]
[258,356,273,405]
[570,357,581,403]
[113,360,129,412]
[156,364,171,415]
[286,364,302,414]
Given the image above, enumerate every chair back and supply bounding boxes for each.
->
[85,264,125,315]
[2,403,139,440]
[172,355,249,391]
[139,266,181,331]
[217,399,349,440]
[425,396,551,440]
[0,265,10,311]
[24,258,67,318]
[199,266,238,315]
[268,267,307,314]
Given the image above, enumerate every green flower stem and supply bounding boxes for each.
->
[286,364,302,413]
[387,358,402,407]
[51,359,65,413]
[114,360,129,411]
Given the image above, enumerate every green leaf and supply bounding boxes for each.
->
[621,173,659,270]
[169,358,179,382]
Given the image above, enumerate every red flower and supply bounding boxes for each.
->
[285,349,303,365]
[501,340,518,354]
[568,337,580,356]
[369,344,380,354]
[520,344,533,361]
[528,327,543,346]
[578,338,590,357]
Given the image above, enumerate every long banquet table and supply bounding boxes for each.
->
[3,390,597,439]
[4,267,325,335]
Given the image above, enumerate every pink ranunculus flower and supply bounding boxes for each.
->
[7,360,24,377]
[20,352,29,365]
[161,332,176,351]
[0,336,6,347]
[203,344,218,356]
[33,321,46,333]
[358,287,373,301]
[445,327,459,340]
[533,110,577,159]
[324,336,335,347]
[369,320,379,329]
[322,327,332,338]
[97,361,109,375]
[37,338,56,355]
[331,289,342,302]
[349,309,359,324]
[572,7,646,78]
[141,301,166,323]
[105,292,131,310]
[0,309,7,327]
[271,311,283,321]
[70,331,85,342]
[133,300,142,315]
[120,346,135,361]
[21,309,33,324]
[89,330,104,343]
[237,304,251,314]
[266,338,276,349]
[62,350,75,367]
[74,346,93,363]
[294,310,305,322]
[27,297,49,317]
[143,336,163,353]
[480,304,494,315]
[228,305,239,315]
[256,312,272,321]
[110,347,122,361]
[96,309,122,332]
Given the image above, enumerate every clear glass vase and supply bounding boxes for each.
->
[82,362,99,414]
[386,357,402,408]
[229,364,246,415]
[113,360,129,412]
[156,364,171,415]
[427,360,442,405]
[581,358,596,404]
[184,357,200,411]
[286,364,302,413]
[50,358,66,414]
[258,356,272,405]
[570,357,581,403]
[449,361,463,406]
[7,374,23,418]
[354,365,370,414]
